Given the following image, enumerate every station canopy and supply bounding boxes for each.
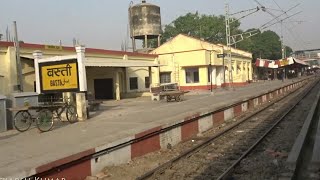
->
[255,57,308,69]
[84,57,161,67]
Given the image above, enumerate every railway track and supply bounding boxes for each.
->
[137,78,320,180]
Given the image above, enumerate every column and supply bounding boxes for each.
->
[245,62,249,81]
[249,63,253,81]
[145,35,148,48]
[75,46,87,92]
[32,50,43,94]
[75,46,88,121]
[240,61,244,82]
[212,66,217,85]
[234,60,237,74]
[115,71,120,100]
[76,93,87,121]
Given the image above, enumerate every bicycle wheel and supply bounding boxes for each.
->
[53,107,63,121]
[36,109,54,132]
[66,105,78,123]
[14,110,32,132]
[175,95,181,102]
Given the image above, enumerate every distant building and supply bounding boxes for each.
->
[151,34,253,90]
[0,41,160,100]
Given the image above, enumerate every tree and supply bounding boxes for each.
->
[150,12,292,61]
[237,29,293,60]
[147,12,242,48]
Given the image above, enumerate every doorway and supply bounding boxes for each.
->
[94,79,113,99]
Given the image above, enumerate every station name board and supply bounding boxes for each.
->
[44,45,63,51]
[39,59,79,93]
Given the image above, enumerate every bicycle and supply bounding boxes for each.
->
[11,97,78,132]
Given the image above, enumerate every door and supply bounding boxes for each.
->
[94,79,113,99]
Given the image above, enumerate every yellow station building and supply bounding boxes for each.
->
[151,34,253,90]
[0,41,160,100]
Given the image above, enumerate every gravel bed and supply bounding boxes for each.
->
[231,82,320,180]
[88,81,317,180]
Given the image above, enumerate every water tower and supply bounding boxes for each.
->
[129,0,162,52]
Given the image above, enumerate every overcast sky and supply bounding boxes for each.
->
[0,0,318,51]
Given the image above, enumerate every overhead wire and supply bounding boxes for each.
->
[253,0,307,50]
[269,0,307,50]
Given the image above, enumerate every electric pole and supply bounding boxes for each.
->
[13,21,23,92]
[225,2,233,89]
[281,20,286,59]
[224,1,260,90]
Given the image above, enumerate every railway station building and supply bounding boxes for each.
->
[150,34,253,90]
[0,41,160,100]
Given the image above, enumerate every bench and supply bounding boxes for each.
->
[88,100,103,111]
[87,94,103,111]
[150,86,165,101]
[150,85,189,102]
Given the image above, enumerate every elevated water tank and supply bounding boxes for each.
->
[129,0,162,51]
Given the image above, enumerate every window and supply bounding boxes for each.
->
[145,77,150,88]
[160,72,171,83]
[129,77,138,90]
[185,68,199,83]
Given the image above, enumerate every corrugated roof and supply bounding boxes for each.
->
[293,58,308,66]
[84,58,161,67]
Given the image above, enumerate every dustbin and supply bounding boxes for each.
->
[7,92,39,130]
[0,95,6,132]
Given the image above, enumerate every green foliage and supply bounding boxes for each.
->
[162,12,241,44]
[237,30,282,60]
[237,30,293,60]
[151,12,293,61]
[148,12,241,48]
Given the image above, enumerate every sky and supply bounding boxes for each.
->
[0,0,319,51]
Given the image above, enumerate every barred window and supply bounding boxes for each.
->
[185,68,199,83]
[129,77,138,90]
[160,72,171,84]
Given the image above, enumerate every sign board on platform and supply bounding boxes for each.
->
[39,59,79,93]
[217,54,225,58]
[44,45,63,51]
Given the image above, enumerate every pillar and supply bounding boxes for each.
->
[234,60,237,75]
[76,93,87,121]
[32,51,43,94]
[148,67,152,88]
[240,61,244,82]
[145,35,148,48]
[75,46,87,92]
[115,71,120,101]
[75,46,88,121]
[249,63,253,81]
[158,35,161,47]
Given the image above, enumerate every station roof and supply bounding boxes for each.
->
[84,58,161,67]
[0,41,158,58]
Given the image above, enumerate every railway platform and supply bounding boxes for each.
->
[0,76,315,179]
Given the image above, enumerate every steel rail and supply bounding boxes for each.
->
[217,79,319,180]
[26,78,313,179]
[137,78,317,180]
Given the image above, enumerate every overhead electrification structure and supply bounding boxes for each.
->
[224,1,261,89]
[253,0,302,59]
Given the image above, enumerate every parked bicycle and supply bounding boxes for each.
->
[10,97,78,132]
